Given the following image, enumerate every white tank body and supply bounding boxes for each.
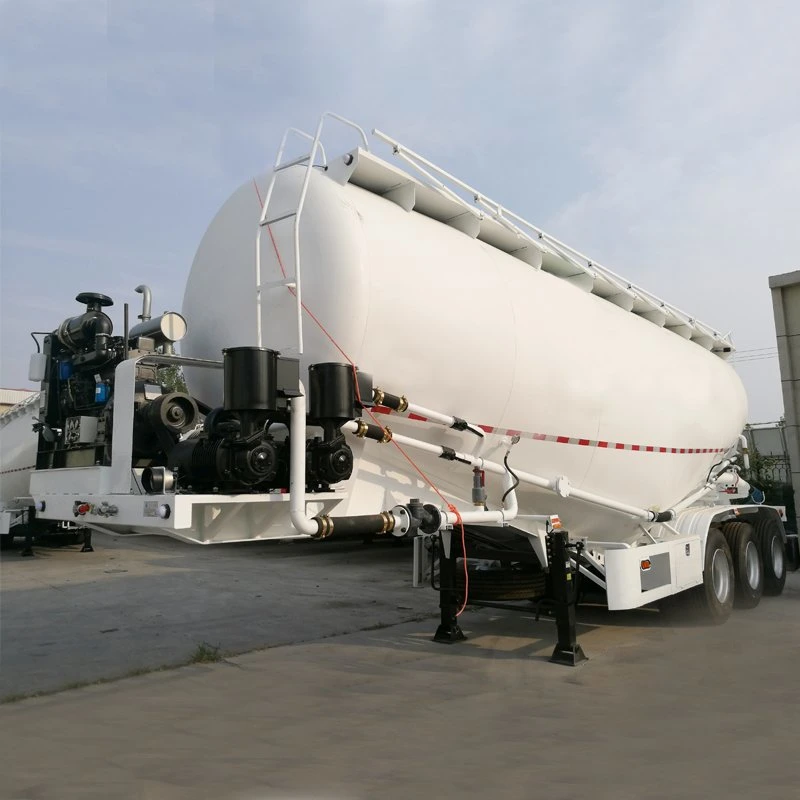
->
[182,160,747,542]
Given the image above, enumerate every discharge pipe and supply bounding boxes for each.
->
[738,434,750,470]
[289,383,396,539]
[443,467,518,526]
[372,386,484,437]
[290,387,521,537]
[665,458,745,518]
[343,419,672,524]
[290,382,326,536]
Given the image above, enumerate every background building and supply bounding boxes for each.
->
[769,271,800,534]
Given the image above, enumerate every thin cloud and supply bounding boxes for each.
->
[1,0,797,422]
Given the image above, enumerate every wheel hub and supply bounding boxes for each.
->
[744,540,761,589]
[711,548,732,603]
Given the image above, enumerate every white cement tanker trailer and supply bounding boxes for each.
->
[0,114,791,659]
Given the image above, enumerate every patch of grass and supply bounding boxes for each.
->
[1,690,45,704]
[0,609,440,704]
[188,642,223,664]
[1,641,228,704]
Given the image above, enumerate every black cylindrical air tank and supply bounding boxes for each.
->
[223,347,278,412]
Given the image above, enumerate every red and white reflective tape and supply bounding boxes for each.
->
[369,407,727,455]
[0,465,36,476]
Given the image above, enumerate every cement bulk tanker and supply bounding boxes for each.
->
[5,116,790,640]
[182,131,747,550]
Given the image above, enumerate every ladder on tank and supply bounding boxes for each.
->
[254,113,370,355]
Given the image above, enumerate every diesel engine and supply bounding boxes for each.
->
[31,289,368,496]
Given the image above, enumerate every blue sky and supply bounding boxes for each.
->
[1,0,798,421]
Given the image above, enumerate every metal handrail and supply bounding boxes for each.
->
[372,129,732,348]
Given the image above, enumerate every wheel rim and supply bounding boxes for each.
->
[711,548,732,603]
[744,540,761,589]
[771,536,784,577]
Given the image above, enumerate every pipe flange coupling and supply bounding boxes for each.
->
[380,426,393,444]
[651,510,675,523]
[314,515,333,539]
[380,511,395,535]
[354,419,369,438]
[555,475,571,498]
[390,505,411,537]
[397,395,409,413]
[373,388,385,406]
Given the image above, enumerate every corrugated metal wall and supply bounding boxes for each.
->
[770,270,800,533]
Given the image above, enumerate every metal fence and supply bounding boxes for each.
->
[742,423,796,530]
[748,458,792,485]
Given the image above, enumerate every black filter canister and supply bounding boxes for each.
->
[223,347,278,411]
[308,362,356,421]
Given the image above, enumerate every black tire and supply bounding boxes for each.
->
[455,564,547,601]
[721,521,763,609]
[665,527,734,624]
[0,533,14,551]
[786,535,800,573]
[751,516,787,596]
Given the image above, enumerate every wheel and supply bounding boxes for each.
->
[455,563,547,601]
[667,527,734,624]
[750,516,787,596]
[786,534,800,573]
[0,533,14,551]
[721,521,763,609]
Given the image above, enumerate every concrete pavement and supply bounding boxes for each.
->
[0,533,433,698]
[2,565,799,799]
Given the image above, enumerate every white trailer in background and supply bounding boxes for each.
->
[0,114,791,662]
[0,393,40,541]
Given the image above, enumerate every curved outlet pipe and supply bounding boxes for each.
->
[135,285,152,322]
[289,382,322,536]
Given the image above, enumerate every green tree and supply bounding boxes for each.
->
[159,364,187,393]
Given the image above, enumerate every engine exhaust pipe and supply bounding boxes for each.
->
[135,285,152,322]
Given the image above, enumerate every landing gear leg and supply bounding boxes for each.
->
[433,529,465,644]
[21,506,35,557]
[81,529,94,553]
[548,530,587,666]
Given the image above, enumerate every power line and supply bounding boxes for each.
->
[730,354,779,364]
[733,346,778,355]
